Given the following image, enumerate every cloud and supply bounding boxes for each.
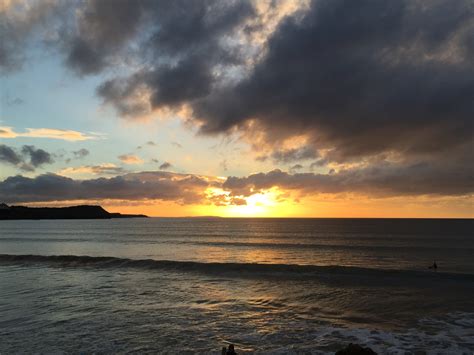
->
[0,127,100,141]
[137,141,156,149]
[69,0,257,119]
[21,145,53,167]
[65,148,90,163]
[0,144,54,171]
[159,161,172,170]
[269,146,318,164]
[223,158,473,198]
[289,164,303,173]
[32,0,468,178]
[3,96,24,106]
[0,144,22,166]
[118,154,143,165]
[0,0,66,72]
[72,148,90,159]
[58,163,127,176]
[219,159,228,172]
[2,0,291,117]
[0,171,219,205]
[194,0,473,166]
[2,0,472,203]
[3,155,470,208]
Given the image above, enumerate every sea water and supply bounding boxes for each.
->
[0,218,473,353]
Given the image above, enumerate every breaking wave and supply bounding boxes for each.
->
[1,254,473,283]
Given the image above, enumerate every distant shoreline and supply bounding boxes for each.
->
[0,203,147,220]
[146,216,472,220]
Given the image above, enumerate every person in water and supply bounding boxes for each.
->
[224,344,237,355]
[429,261,438,270]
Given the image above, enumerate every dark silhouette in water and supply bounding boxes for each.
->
[335,343,377,354]
[222,344,237,355]
[429,261,438,270]
[219,342,379,354]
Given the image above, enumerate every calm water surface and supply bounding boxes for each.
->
[1,218,473,353]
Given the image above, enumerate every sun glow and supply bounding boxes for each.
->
[197,187,299,217]
[224,191,278,217]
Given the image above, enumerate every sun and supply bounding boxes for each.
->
[208,187,287,217]
[194,187,302,217]
[223,191,279,217]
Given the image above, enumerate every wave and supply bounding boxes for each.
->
[1,254,473,283]
[2,237,472,252]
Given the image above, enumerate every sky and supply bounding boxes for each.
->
[0,0,473,217]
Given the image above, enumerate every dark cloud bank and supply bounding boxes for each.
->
[0,171,215,204]
[1,0,473,199]
[1,161,471,205]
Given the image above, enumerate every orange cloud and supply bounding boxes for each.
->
[118,154,143,165]
[0,126,101,141]
[58,163,126,176]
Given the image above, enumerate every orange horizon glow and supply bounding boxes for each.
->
[111,195,473,219]
[21,189,473,219]
[24,190,474,218]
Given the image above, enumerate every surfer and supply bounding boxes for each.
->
[225,344,237,355]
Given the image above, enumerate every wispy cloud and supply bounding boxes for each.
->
[0,126,102,141]
[58,163,127,176]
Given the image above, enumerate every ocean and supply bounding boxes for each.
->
[0,218,473,354]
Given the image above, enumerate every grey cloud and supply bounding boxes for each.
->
[271,146,318,163]
[96,54,230,116]
[0,171,215,205]
[0,0,67,72]
[90,0,254,114]
[0,144,54,171]
[147,56,213,108]
[65,0,146,75]
[66,37,107,75]
[73,148,90,159]
[159,162,172,170]
[4,97,24,106]
[289,164,303,173]
[195,0,474,163]
[21,145,54,167]
[0,144,22,166]
[137,141,156,149]
[74,0,255,113]
[2,0,256,93]
[4,0,472,201]
[310,159,328,170]
[148,0,254,55]
[223,157,474,198]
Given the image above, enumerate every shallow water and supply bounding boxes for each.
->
[1,218,473,353]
